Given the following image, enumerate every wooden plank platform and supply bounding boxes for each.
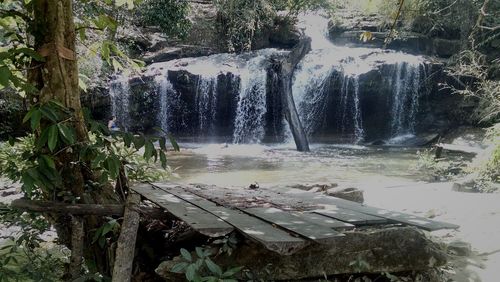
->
[280,187,460,231]
[244,207,344,243]
[132,182,459,254]
[133,184,234,237]
[152,184,308,255]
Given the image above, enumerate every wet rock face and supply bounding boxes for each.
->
[84,57,476,142]
[327,9,463,58]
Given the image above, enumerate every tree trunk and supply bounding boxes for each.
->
[279,36,311,152]
[28,0,119,276]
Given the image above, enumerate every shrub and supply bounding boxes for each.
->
[137,0,191,39]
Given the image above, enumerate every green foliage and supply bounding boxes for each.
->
[447,50,500,125]
[0,90,25,138]
[0,205,68,281]
[136,0,191,38]
[91,218,120,249]
[413,149,461,181]
[0,101,177,201]
[475,125,500,185]
[215,0,330,52]
[171,247,243,282]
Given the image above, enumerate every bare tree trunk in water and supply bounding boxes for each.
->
[28,0,120,276]
[279,36,311,152]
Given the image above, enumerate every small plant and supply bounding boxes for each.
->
[349,255,371,273]
[0,204,68,281]
[171,247,243,282]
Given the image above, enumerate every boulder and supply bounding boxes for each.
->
[325,187,364,203]
[155,227,447,281]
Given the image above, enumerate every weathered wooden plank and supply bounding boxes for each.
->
[313,208,388,225]
[132,184,234,237]
[291,212,355,230]
[112,193,141,282]
[282,188,459,231]
[153,183,308,255]
[244,207,344,243]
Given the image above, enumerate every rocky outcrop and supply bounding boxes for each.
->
[156,227,447,281]
[84,53,478,142]
[137,2,300,65]
[327,9,463,58]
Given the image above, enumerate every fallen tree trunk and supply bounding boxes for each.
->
[280,36,312,152]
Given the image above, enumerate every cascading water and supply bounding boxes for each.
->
[232,55,269,144]
[155,75,175,134]
[292,12,425,143]
[195,75,218,134]
[109,76,131,131]
[389,61,422,138]
[108,11,429,144]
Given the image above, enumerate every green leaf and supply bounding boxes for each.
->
[78,27,87,41]
[47,125,59,151]
[159,137,167,151]
[143,140,154,161]
[23,107,36,123]
[185,264,197,281]
[40,105,59,122]
[159,150,167,169]
[40,155,56,169]
[133,135,145,149]
[12,48,45,61]
[171,262,189,273]
[205,258,222,276]
[36,127,50,149]
[168,135,180,151]
[101,41,111,63]
[195,247,204,258]
[57,123,76,144]
[180,248,192,262]
[30,110,42,130]
[222,266,243,278]
[122,132,131,147]
[0,66,12,87]
[105,156,120,179]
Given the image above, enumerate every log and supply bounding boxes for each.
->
[156,227,447,281]
[435,143,482,154]
[11,199,124,215]
[280,36,312,152]
[10,199,167,218]
[112,193,141,282]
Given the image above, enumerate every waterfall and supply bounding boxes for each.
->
[155,75,175,134]
[292,12,425,142]
[195,75,218,134]
[109,76,131,131]
[232,55,269,144]
[107,12,430,144]
[338,75,364,142]
[390,62,422,138]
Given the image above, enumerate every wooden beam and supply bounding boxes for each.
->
[9,199,167,219]
[112,194,141,282]
[11,199,125,215]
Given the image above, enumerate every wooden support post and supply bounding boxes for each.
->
[112,193,141,282]
[69,216,84,279]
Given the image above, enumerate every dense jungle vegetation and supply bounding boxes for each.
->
[0,0,498,280]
